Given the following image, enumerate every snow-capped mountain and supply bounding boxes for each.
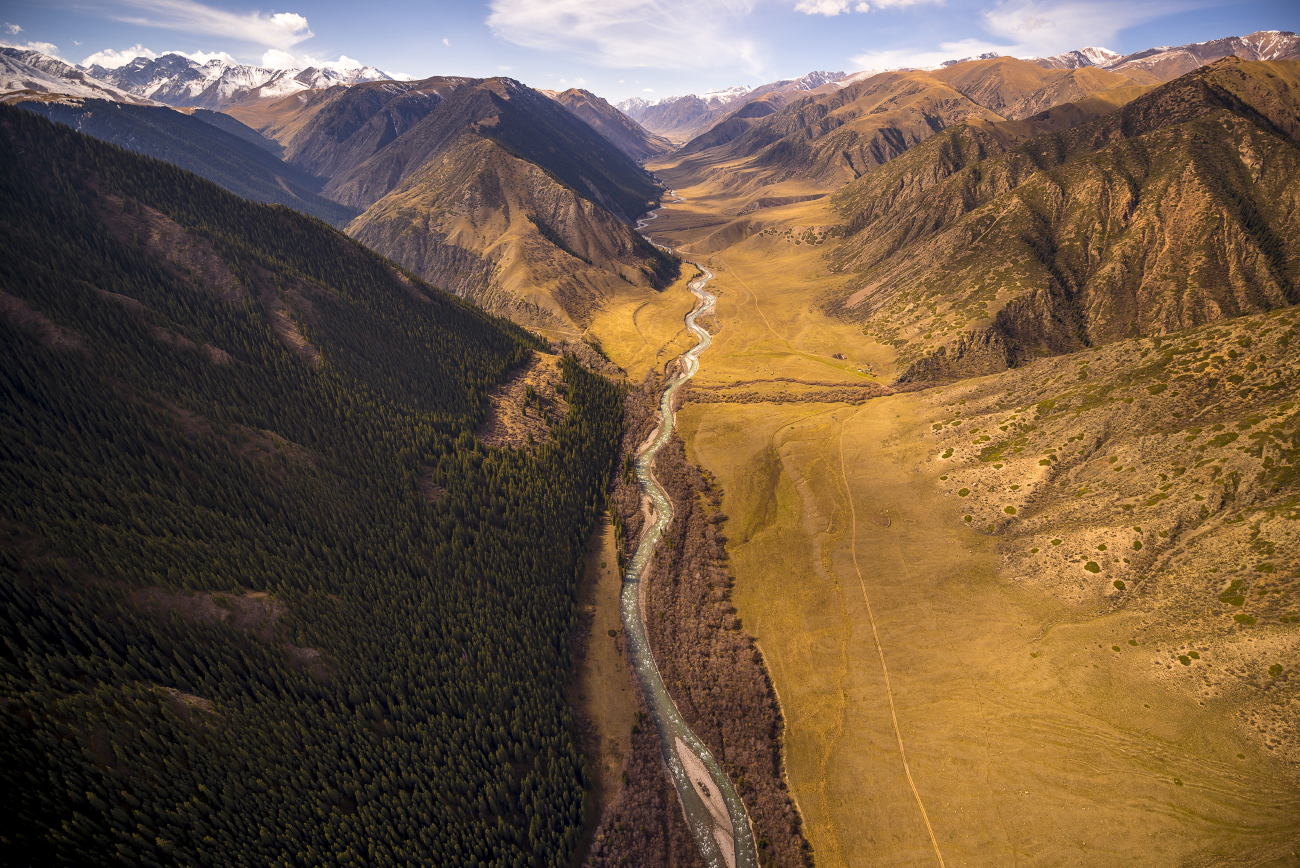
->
[1102,30,1299,79]
[0,48,160,105]
[1029,47,1122,70]
[617,84,751,115]
[615,72,848,142]
[84,53,404,109]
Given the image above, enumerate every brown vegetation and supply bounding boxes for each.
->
[586,375,811,868]
[477,351,570,449]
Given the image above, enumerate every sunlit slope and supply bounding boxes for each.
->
[677,308,1300,866]
[655,57,1156,219]
[347,128,677,330]
[0,104,624,867]
[826,57,1300,382]
[324,78,659,220]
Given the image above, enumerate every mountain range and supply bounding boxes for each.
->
[1,50,677,331]
[86,53,403,110]
[617,72,846,143]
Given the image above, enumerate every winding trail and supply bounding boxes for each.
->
[838,410,946,868]
[620,191,757,868]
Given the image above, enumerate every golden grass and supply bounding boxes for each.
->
[679,397,1300,867]
[588,173,1300,866]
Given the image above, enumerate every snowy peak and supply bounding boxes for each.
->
[0,48,161,105]
[788,70,845,91]
[82,52,404,109]
[1029,47,1121,70]
[941,51,1001,68]
[617,84,750,115]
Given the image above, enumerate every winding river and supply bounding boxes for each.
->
[621,195,758,868]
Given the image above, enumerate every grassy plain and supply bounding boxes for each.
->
[581,155,1300,866]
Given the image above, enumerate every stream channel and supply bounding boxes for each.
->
[621,195,758,868]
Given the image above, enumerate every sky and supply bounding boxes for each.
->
[1,0,1296,104]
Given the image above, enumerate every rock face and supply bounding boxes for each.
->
[826,58,1300,383]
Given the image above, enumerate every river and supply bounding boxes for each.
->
[620,194,758,868]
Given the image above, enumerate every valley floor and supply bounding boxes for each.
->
[584,166,1300,867]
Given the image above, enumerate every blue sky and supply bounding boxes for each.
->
[2,0,1296,104]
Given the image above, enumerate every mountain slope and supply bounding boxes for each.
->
[660,69,1005,203]
[17,98,356,226]
[826,57,1300,381]
[0,50,157,104]
[0,102,623,867]
[227,74,675,330]
[346,124,678,327]
[545,87,674,162]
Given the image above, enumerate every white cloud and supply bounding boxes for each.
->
[106,0,313,50]
[167,49,237,65]
[794,0,850,14]
[487,0,763,72]
[81,44,157,68]
[260,49,384,72]
[442,37,449,46]
[261,48,298,68]
[4,22,21,34]
[849,37,1012,71]
[0,40,64,59]
[854,2,870,9]
[642,87,654,92]
[981,0,1208,57]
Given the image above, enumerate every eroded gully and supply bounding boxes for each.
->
[621,193,757,868]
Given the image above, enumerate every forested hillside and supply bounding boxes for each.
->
[16,99,356,227]
[0,104,623,867]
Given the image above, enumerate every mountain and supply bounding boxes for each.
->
[1103,30,1300,82]
[1030,47,1122,70]
[825,57,1300,382]
[543,87,674,162]
[0,101,623,867]
[1023,29,1300,83]
[84,52,402,109]
[617,85,753,143]
[227,74,676,328]
[336,78,677,327]
[16,98,356,226]
[653,53,1158,222]
[0,49,157,105]
[929,55,1144,120]
[617,74,847,144]
[662,68,1005,204]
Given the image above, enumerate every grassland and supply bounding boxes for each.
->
[581,147,1300,866]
